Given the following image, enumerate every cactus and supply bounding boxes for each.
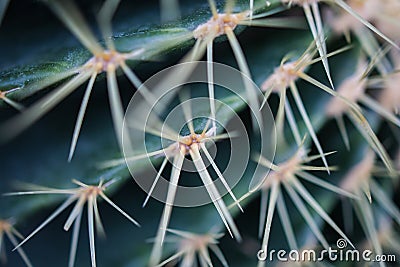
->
[0,0,400,266]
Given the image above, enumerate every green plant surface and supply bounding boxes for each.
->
[0,0,283,103]
[0,30,364,267]
[1,0,399,267]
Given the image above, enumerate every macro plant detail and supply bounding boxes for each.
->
[235,143,357,267]
[188,0,304,131]
[325,55,400,149]
[0,88,23,111]
[260,41,395,175]
[1,0,175,162]
[281,0,399,87]
[155,228,228,267]
[137,112,241,266]
[326,0,400,75]
[0,219,32,267]
[339,150,400,267]
[107,84,255,265]
[373,49,400,118]
[4,179,140,267]
[0,0,400,267]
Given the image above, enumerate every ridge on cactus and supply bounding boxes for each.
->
[0,0,178,162]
